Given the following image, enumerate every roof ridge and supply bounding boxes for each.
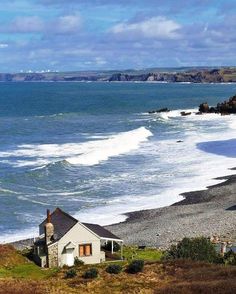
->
[54,207,78,223]
[39,207,78,226]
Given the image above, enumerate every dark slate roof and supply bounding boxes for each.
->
[38,207,122,242]
[34,238,45,246]
[82,223,122,240]
[39,208,78,242]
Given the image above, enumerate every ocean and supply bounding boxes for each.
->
[0,82,236,242]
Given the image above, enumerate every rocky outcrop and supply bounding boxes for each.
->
[181,111,191,116]
[199,94,236,115]
[217,95,236,114]
[148,108,170,114]
[199,103,210,113]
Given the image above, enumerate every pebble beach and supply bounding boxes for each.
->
[108,173,236,248]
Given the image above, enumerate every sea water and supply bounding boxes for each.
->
[0,82,236,242]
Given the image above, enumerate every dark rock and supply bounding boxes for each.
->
[181,111,191,116]
[148,107,170,114]
[199,102,209,113]
[209,107,218,113]
[217,95,236,114]
[198,94,236,115]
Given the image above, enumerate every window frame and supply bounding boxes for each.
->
[79,243,92,257]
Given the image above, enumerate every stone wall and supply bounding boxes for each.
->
[48,243,58,268]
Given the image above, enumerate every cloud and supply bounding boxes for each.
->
[9,16,44,33]
[1,0,236,71]
[0,44,9,48]
[1,14,81,35]
[95,57,107,65]
[52,15,82,34]
[110,17,181,40]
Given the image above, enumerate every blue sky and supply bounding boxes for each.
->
[0,0,235,72]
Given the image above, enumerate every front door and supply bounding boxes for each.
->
[65,248,74,266]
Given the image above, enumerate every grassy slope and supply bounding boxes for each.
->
[0,245,236,293]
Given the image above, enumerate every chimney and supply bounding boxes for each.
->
[44,209,54,245]
[47,209,51,223]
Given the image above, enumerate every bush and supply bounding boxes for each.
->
[65,268,76,279]
[127,260,144,274]
[74,257,84,267]
[224,250,236,265]
[102,241,120,252]
[164,237,219,263]
[83,268,98,279]
[106,264,122,274]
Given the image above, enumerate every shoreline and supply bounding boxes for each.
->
[8,172,236,250]
[107,172,236,248]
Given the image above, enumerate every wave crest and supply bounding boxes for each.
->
[0,127,152,167]
[67,127,152,165]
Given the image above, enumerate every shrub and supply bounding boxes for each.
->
[65,268,77,279]
[106,264,122,274]
[164,237,219,263]
[224,250,236,265]
[83,268,98,279]
[102,241,120,252]
[127,259,144,274]
[74,257,84,267]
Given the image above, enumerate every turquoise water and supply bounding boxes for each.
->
[0,82,236,241]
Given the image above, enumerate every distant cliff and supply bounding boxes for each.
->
[1,67,236,83]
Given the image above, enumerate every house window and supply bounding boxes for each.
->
[79,244,92,257]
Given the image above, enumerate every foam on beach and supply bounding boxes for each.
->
[1,108,236,241]
[75,110,236,226]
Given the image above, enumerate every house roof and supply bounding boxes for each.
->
[39,207,78,242]
[82,223,122,240]
[39,207,122,242]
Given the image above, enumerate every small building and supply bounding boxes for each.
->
[33,208,123,268]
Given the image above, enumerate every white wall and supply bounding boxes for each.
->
[57,222,102,266]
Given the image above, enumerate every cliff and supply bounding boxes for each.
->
[1,67,236,83]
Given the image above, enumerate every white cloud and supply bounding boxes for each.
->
[0,43,8,48]
[110,16,181,39]
[9,16,44,33]
[1,14,81,35]
[95,57,107,65]
[54,15,81,34]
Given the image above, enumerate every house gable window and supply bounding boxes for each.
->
[79,244,92,257]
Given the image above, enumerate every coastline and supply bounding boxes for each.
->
[9,172,236,250]
[107,172,236,249]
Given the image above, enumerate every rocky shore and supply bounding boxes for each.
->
[9,173,236,251]
[107,173,236,249]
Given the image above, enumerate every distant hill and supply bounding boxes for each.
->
[1,67,236,83]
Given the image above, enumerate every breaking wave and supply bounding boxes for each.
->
[0,127,153,167]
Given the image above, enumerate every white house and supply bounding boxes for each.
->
[33,208,123,268]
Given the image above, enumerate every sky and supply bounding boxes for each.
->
[0,0,235,72]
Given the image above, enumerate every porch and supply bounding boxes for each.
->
[100,238,124,262]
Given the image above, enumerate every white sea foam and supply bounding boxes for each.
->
[0,227,38,243]
[67,127,152,165]
[0,127,153,167]
[75,111,236,226]
[2,111,236,241]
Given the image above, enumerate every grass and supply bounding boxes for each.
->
[0,245,26,267]
[0,263,57,279]
[0,245,57,280]
[122,245,163,261]
[1,244,236,293]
